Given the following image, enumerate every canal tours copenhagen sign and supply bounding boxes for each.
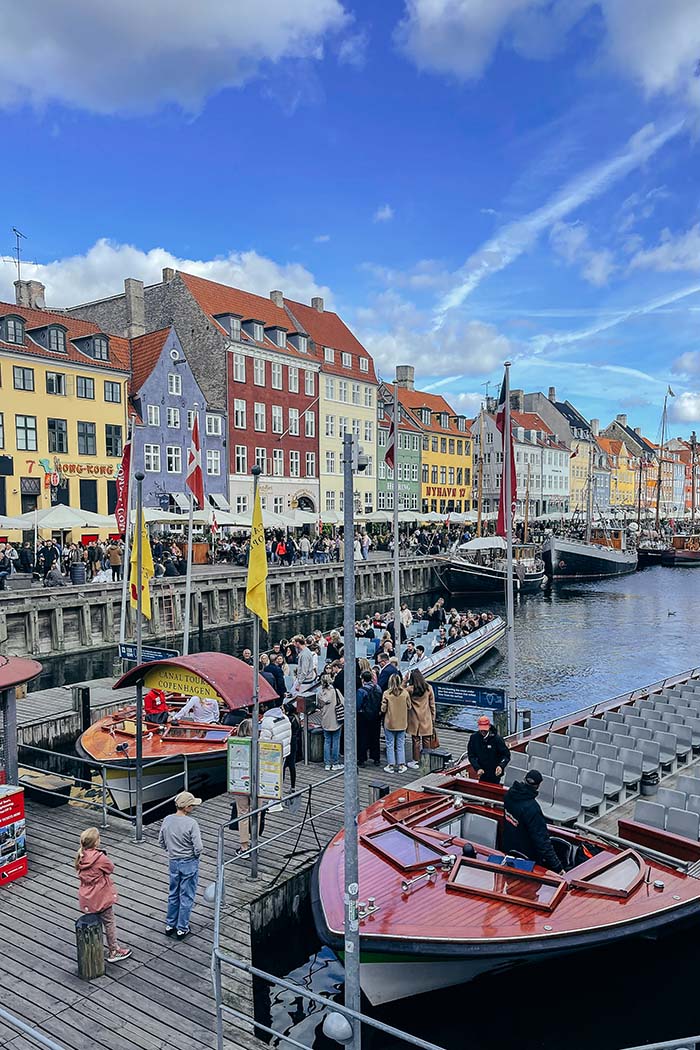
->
[432,682,506,711]
[142,664,219,700]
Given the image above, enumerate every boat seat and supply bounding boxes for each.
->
[579,770,606,815]
[598,758,624,802]
[612,733,634,752]
[526,741,549,760]
[604,710,625,726]
[460,813,498,850]
[567,725,589,741]
[538,775,555,807]
[634,800,665,830]
[573,752,598,773]
[629,726,653,743]
[677,774,700,797]
[585,717,606,733]
[638,739,661,774]
[618,748,643,791]
[687,795,700,820]
[666,808,700,841]
[595,743,618,762]
[670,724,693,759]
[653,731,678,770]
[656,787,686,811]
[549,746,574,766]
[509,750,528,769]
[625,715,646,730]
[541,780,582,825]
[530,757,554,778]
[553,762,579,784]
[636,700,656,714]
[570,737,593,755]
[589,729,613,746]
[503,765,521,788]
[548,732,569,748]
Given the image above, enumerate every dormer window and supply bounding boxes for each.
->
[48,327,66,353]
[298,335,307,353]
[92,336,109,360]
[457,417,466,432]
[253,322,263,342]
[440,412,448,428]
[275,329,286,348]
[421,408,430,425]
[342,352,352,368]
[4,316,24,344]
[359,357,369,372]
[231,317,241,340]
[324,347,335,363]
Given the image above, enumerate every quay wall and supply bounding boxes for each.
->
[0,555,440,659]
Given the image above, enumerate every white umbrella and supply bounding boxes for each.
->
[363,511,393,524]
[0,515,28,529]
[16,505,115,530]
[458,536,507,551]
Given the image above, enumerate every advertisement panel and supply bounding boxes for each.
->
[227,738,283,801]
[0,786,27,886]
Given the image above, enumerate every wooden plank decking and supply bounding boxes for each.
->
[0,725,470,1050]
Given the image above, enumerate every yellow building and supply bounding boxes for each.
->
[0,287,130,526]
[598,438,637,508]
[395,366,472,514]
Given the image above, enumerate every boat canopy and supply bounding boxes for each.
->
[458,537,507,551]
[113,653,278,710]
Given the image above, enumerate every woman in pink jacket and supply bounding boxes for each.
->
[75,827,131,963]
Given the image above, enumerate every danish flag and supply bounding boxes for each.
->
[186,415,205,509]
[384,400,396,471]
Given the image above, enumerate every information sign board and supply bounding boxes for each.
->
[432,681,506,711]
[118,643,180,663]
[227,738,284,801]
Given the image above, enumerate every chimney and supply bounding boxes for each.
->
[162,267,175,283]
[548,386,556,402]
[396,364,415,390]
[311,296,324,313]
[510,389,524,412]
[590,418,599,437]
[15,279,46,310]
[616,413,628,427]
[124,278,145,339]
[634,426,641,436]
[270,290,284,308]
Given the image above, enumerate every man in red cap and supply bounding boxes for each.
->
[467,714,510,784]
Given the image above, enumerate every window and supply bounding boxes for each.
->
[366,456,373,477]
[457,440,463,456]
[304,370,314,395]
[379,461,386,480]
[254,359,265,386]
[325,414,335,438]
[233,353,246,382]
[325,491,336,512]
[289,408,299,435]
[253,322,263,342]
[5,317,24,344]
[440,438,447,454]
[378,428,386,447]
[288,366,299,393]
[166,445,182,473]
[339,416,348,435]
[92,336,109,360]
[364,386,373,408]
[352,418,360,438]
[147,404,160,426]
[46,371,66,396]
[233,399,246,429]
[326,450,336,474]
[48,327,66,353]
[422,464,428,483]
[351,383,360,405]
[276,330,286,348]
[78,421,97,455]
[324,347,335,363]
[272,448,284,476]
[255,447,267,473]
[359,357,369,373]
[105,424,123,457]
[48,418,68,454]
[230,316,241,341]
[411,463,419,482]
[364,491,372,511]
[254,403,266,431]
[77,376,94,399]
[448,467,455,485]
[338,380,348,402]
[167,407,181,428]
[168,373,182,395]
[206,414,222,436]
[271,405,283,434]
[273,496,284,514]
[342,352,352,368]
[305,410,315,438]
[104,381,121,403]
[325,377,335,400]
[271,362,283,389]
[289,450,300,477]
[206,449,221,475]
[377,490,385,509]
[144,444,161,472]
[235,495,248,515]
[13,366,34,391]
[449,439,455,455]
[297,335,308,353]
[305,451,316,477]
[364,420,373,443]
[235,445,247,474]
[431,465,438,484]
[187,410,195,430]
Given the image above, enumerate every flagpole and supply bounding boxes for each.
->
[392,380,401,652]
[182,404,198,656]
[503,362,517,735]
[119,419,136,647]
[134,471,145,843]
[249,466,262,881]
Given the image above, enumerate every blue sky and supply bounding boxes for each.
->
[1,0,700,437]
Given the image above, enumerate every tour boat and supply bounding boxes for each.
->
[661,535,700,567]
[636,541,673,568]
[434,539,545,596]
[542,528,637,580]
[413,615,506,683]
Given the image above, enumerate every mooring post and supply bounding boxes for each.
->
[198,599,204,652]
[75,913,105,979]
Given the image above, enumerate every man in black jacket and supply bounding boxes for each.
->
[503,770,564,873]
[467,715,510,784]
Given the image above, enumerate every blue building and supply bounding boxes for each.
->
[129,327,228,512]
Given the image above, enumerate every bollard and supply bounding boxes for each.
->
[75,913,105,979]
[368,781,390,805]
[419,747,453,775]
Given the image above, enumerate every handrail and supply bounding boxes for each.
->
[622,1039,699,1050]
[0,1005,69,1050]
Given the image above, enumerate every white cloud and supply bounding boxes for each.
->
[373,204,395,223]
[673,351,700,375]
[361,258,451,290]
[314,233,331,243]
[549,220,616,286]
[337,29,369,67]
[671,392,700,422]
[0,0,349,115]
[451,391,486,416]
[0,238,331,310]
[630,224,700,273]
[435,119,684,324]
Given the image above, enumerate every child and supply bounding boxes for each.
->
[75,827,132,963]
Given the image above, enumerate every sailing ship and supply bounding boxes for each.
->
[637,392,676,566]
[435,538,545,594]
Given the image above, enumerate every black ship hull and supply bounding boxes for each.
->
[542,537,638,580]
[435,559,545,595]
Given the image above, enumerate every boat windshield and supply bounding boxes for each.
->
[447,856,565,912]
[570,850,644,898]
[363,827,446,871]
[163,727,231,743]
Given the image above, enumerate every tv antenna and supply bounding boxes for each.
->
[11,227,26,281]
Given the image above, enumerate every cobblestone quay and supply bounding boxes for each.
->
[0,555,440,659]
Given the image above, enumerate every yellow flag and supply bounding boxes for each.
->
[245,487,269,632]
[129,510,154,620]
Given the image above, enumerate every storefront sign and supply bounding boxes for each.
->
[227,738,283,800]
[24,459,115,477]
[424,485,469,499]
[142,665,219,700]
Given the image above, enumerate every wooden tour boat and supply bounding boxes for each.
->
[661,535,700,567]
[435,539,545,596]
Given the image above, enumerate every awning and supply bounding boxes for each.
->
[210,493,230,511]
[171,493,190,511]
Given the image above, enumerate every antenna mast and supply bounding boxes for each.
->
[11,227,26,281]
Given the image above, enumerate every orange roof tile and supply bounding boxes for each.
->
[0,300,130,372]
[284,298,378,383]
[129,327,171,393]
[511,411,554,435]
[397,387,466,436]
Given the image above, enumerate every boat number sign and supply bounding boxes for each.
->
[432,682,506,711]
[227,737,284,801]
[142,665,220,700]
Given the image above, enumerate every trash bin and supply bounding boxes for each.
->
[640,771,659,797]
[308,728,325,764]
[70,562,86,585]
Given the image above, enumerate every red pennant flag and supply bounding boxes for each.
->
[186,415,205,509]
[384,401,396,470]
[211,513,218,534]
[495,375,517,539]
[114,440,131,534]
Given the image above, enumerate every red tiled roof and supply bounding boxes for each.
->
[130,327,170,393]
[397,387,467,436]
[511,411,554,435]
[0,300,130,372]
[598,437,623,457]
[284,298,378,383]
[377,386,423,433]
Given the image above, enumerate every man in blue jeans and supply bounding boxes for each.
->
[159,791,203,940]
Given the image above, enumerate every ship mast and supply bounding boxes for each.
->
[691,431,697,532]
[523,462,531,544]
[476,406,484,538]
[585,438,593,543]
[655,395,667,531]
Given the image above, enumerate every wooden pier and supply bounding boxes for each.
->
[0,724,470,1050]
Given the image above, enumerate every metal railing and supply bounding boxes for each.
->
[0,1005,69,1050]
[622,1039,699,1050]
[210,769,449,1050]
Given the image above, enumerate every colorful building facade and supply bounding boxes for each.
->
[376,382,422,511]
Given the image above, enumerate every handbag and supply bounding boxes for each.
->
[334,688,345,724]
[427,730,440,750]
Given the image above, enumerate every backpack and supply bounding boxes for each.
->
[358,684,382,719]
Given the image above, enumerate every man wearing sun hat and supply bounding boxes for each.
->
[158,791,203,940]
[467,713,510,784]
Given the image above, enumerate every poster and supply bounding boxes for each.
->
[0,786,27,886]
[227,738,283,801]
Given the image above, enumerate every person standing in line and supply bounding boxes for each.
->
[108,542,122,582]
[317,671,343,771]
[294,634,316,691]
[467,715,510,784]
[405,668,437,769]
[159,791,203,940]
[75,827,132,962]
[357,669,383,766]
[381,673,411,774]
